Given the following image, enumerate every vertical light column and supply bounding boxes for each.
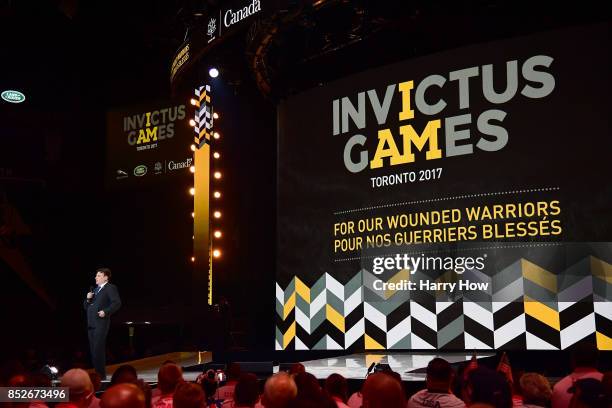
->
[193,85,213,305]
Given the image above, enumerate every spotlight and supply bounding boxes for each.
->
[213,249,221,258]
[191,256,195,262]
[191,212,195,218]
[213,191,221,198]
[213,211,221,218]
[213,132,220,139]
[209,67,219,78]
[190,99,197,105]
[213,152,220,159]
[191,144,196,151]
[190,166,195,173]
[213,112,219,119]
[189,187,195,195]
[189,119,196,127]
[214,231,222,238]
[214,171,222,179]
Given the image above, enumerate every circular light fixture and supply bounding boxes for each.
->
[209,68,219,78]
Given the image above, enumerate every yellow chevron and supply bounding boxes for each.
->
[326,304,345,333]
[524,295,560,330]
[283,292,296,319]
[591,256,612,284]
[283,321,296,349]
[365,334,384,350]
[522,259,557,293]
[384,269,411,299]
[596,331,612,350]
[295,277,311,303]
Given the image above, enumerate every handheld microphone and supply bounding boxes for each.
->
[366,362,376,376]
[89,286,94,293]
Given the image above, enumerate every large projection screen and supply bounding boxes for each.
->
[276,23,611,351]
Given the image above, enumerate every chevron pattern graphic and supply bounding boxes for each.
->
[276,255,612,350]
[194,85,213,148]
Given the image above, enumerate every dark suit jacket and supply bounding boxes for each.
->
[83,283,121,328]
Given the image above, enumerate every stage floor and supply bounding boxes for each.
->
[298,352,495,381]
[103,351,494,383]
[102,351,211,383]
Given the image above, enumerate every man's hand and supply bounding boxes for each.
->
[87,292,94,300]
[98,310,106,318]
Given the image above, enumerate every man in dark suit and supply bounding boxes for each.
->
[84,267,121,379]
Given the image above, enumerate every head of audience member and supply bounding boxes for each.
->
[361,372,406,408]
[227,362,242,382]
[133,379,151,408]
[519,373,552,407]
[425,358,455,393]
[234,373,260,407]
[158,363,184,395]
[89,372,102,392]
[465,367,512,408]
[325,373,348,403]
[60,368,95,408]
[173,381,206,408]
[571,341,599,371]
[110,364,138,386]
[289,363,305,376]
[200,369,218,401]
[569,378,606,408]
[262,372,297,408]
[101,383,145,408]
[294,372,322,401]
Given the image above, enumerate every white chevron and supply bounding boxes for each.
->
[561,313,596,349]
[345,318,365,348]
[364,302,387,332]
[387,316,411,348]
[464,302,494,331]
[410,301,437,330]
[494,314,525,348]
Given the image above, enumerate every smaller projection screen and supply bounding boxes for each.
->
[106,102,193,188]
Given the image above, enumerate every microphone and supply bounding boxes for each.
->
[366,362,376,376]
[89,286,94,294]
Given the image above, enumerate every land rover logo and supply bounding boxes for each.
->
[1,90,26,103]
[134,165,148,176]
